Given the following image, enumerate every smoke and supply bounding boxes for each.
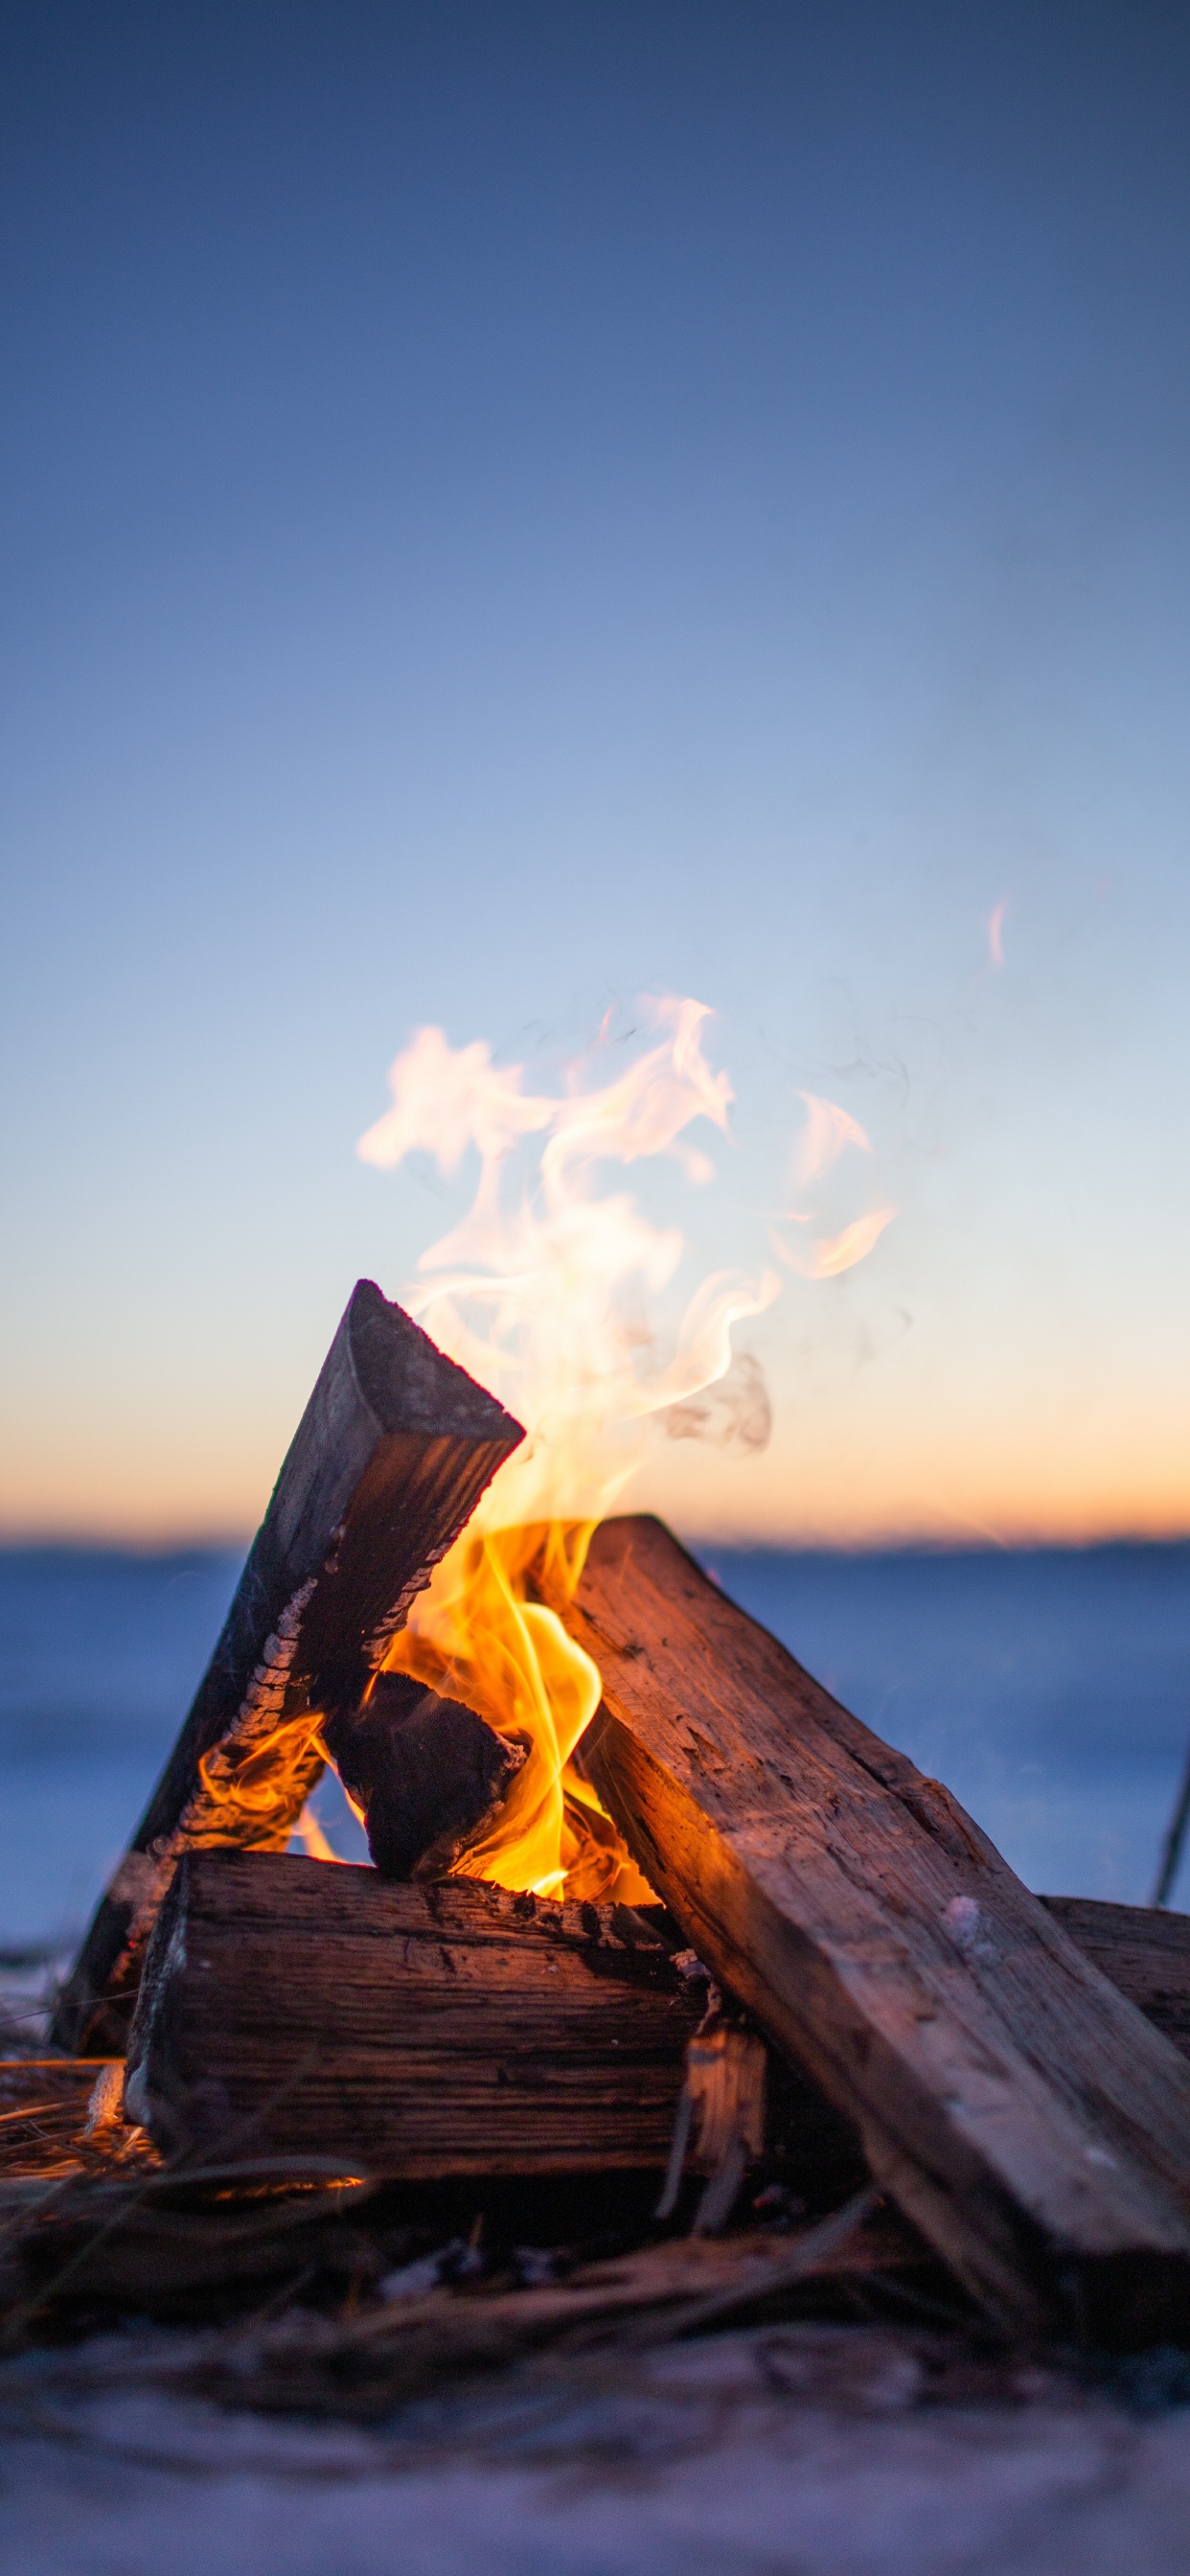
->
[661,1349,771,1453]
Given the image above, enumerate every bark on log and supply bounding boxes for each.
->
[559,1516,1190,2341]
[54,1284,522,2053]
[1040,1897,1190,2062]
[123,1852,707,2175]
[321,1675,527,1879]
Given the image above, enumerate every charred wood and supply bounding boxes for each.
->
[53,1283,522,2054]
[321,1674,526,1879]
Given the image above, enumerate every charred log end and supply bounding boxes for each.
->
[322,1674,527,1879]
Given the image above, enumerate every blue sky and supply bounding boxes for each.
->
[2,3,1189,1542]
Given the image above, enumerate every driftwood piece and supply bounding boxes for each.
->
[559,1516,1190,2340]
[321,1675,526,1878]
[1,2166,379,2324]
[1040,1897,1190,2060]
[167,2199,927,2420]
[54,1284,522,2053]
[123,1853,707,2175]
[7,2198,927,2378]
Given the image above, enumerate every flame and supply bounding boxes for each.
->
[776,1206,897,1279]
[293,1802,348,1863]
[352,999,777,1898]
[770,1089,896,1284]
[790,1092,873,1189]
[184,1013,895,1891]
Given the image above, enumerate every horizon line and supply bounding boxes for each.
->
[4,1519,1190,1562]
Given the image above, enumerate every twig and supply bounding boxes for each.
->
[1153,1725,1190,1906]
[624,2186,881,2348]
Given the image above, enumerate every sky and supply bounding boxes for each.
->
[2,0,1189,1548]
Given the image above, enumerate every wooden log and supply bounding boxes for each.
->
[1040,1898,1190,2061]
[557,1516,1190,2340]
[123,1852,707,2175]
[321,1675,527,1879]
[53,1283,523,2054]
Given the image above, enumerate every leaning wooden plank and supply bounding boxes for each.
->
[1040,1897,1190,2062]
[558,1516,1190,2339]
[123,1853,707,2174]
[53,1282,523,2053]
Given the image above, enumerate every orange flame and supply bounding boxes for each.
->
[378,1521,652,1899]
[346,1000,778,1898]
[193,1015,895,1896]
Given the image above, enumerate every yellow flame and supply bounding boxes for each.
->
[293,1803,348,1863]
[378,1519,653,1899]
[351,1000,779,1898]
[775,1206,897,1279]
[768,1090,897,1282]
[189,1009,897,1897]
[192,1712,324,1849]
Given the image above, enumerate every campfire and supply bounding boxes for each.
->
[8,1004,1190,2368]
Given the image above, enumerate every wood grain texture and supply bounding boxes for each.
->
[54,1284,522,2054]
[1041,1898,1190,2060]
[123,1852,707,2175]
[560,1516,1190,2338]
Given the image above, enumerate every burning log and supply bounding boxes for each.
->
[320,1675,527,1879]
[559,1516,1190,2339]
[123,1853,707,2174]
[54,1283,523,2052]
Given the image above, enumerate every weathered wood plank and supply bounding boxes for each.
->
[559,1516,1190,2338]
[123,1853,707,2175]
[54,1284,522,2053]
[1041,1897,1190,2061]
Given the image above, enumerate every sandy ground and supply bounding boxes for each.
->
[4,2323,1190,2576]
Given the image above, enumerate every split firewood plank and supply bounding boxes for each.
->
[1040,1897,1190,2062]
[557,1516,1190,2338]
[53,1283,522,2053]
[123,1852,707,2174]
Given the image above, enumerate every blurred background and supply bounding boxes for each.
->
[3,2,1189,1951]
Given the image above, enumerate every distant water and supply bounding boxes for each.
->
[2,1539,1189,1949]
